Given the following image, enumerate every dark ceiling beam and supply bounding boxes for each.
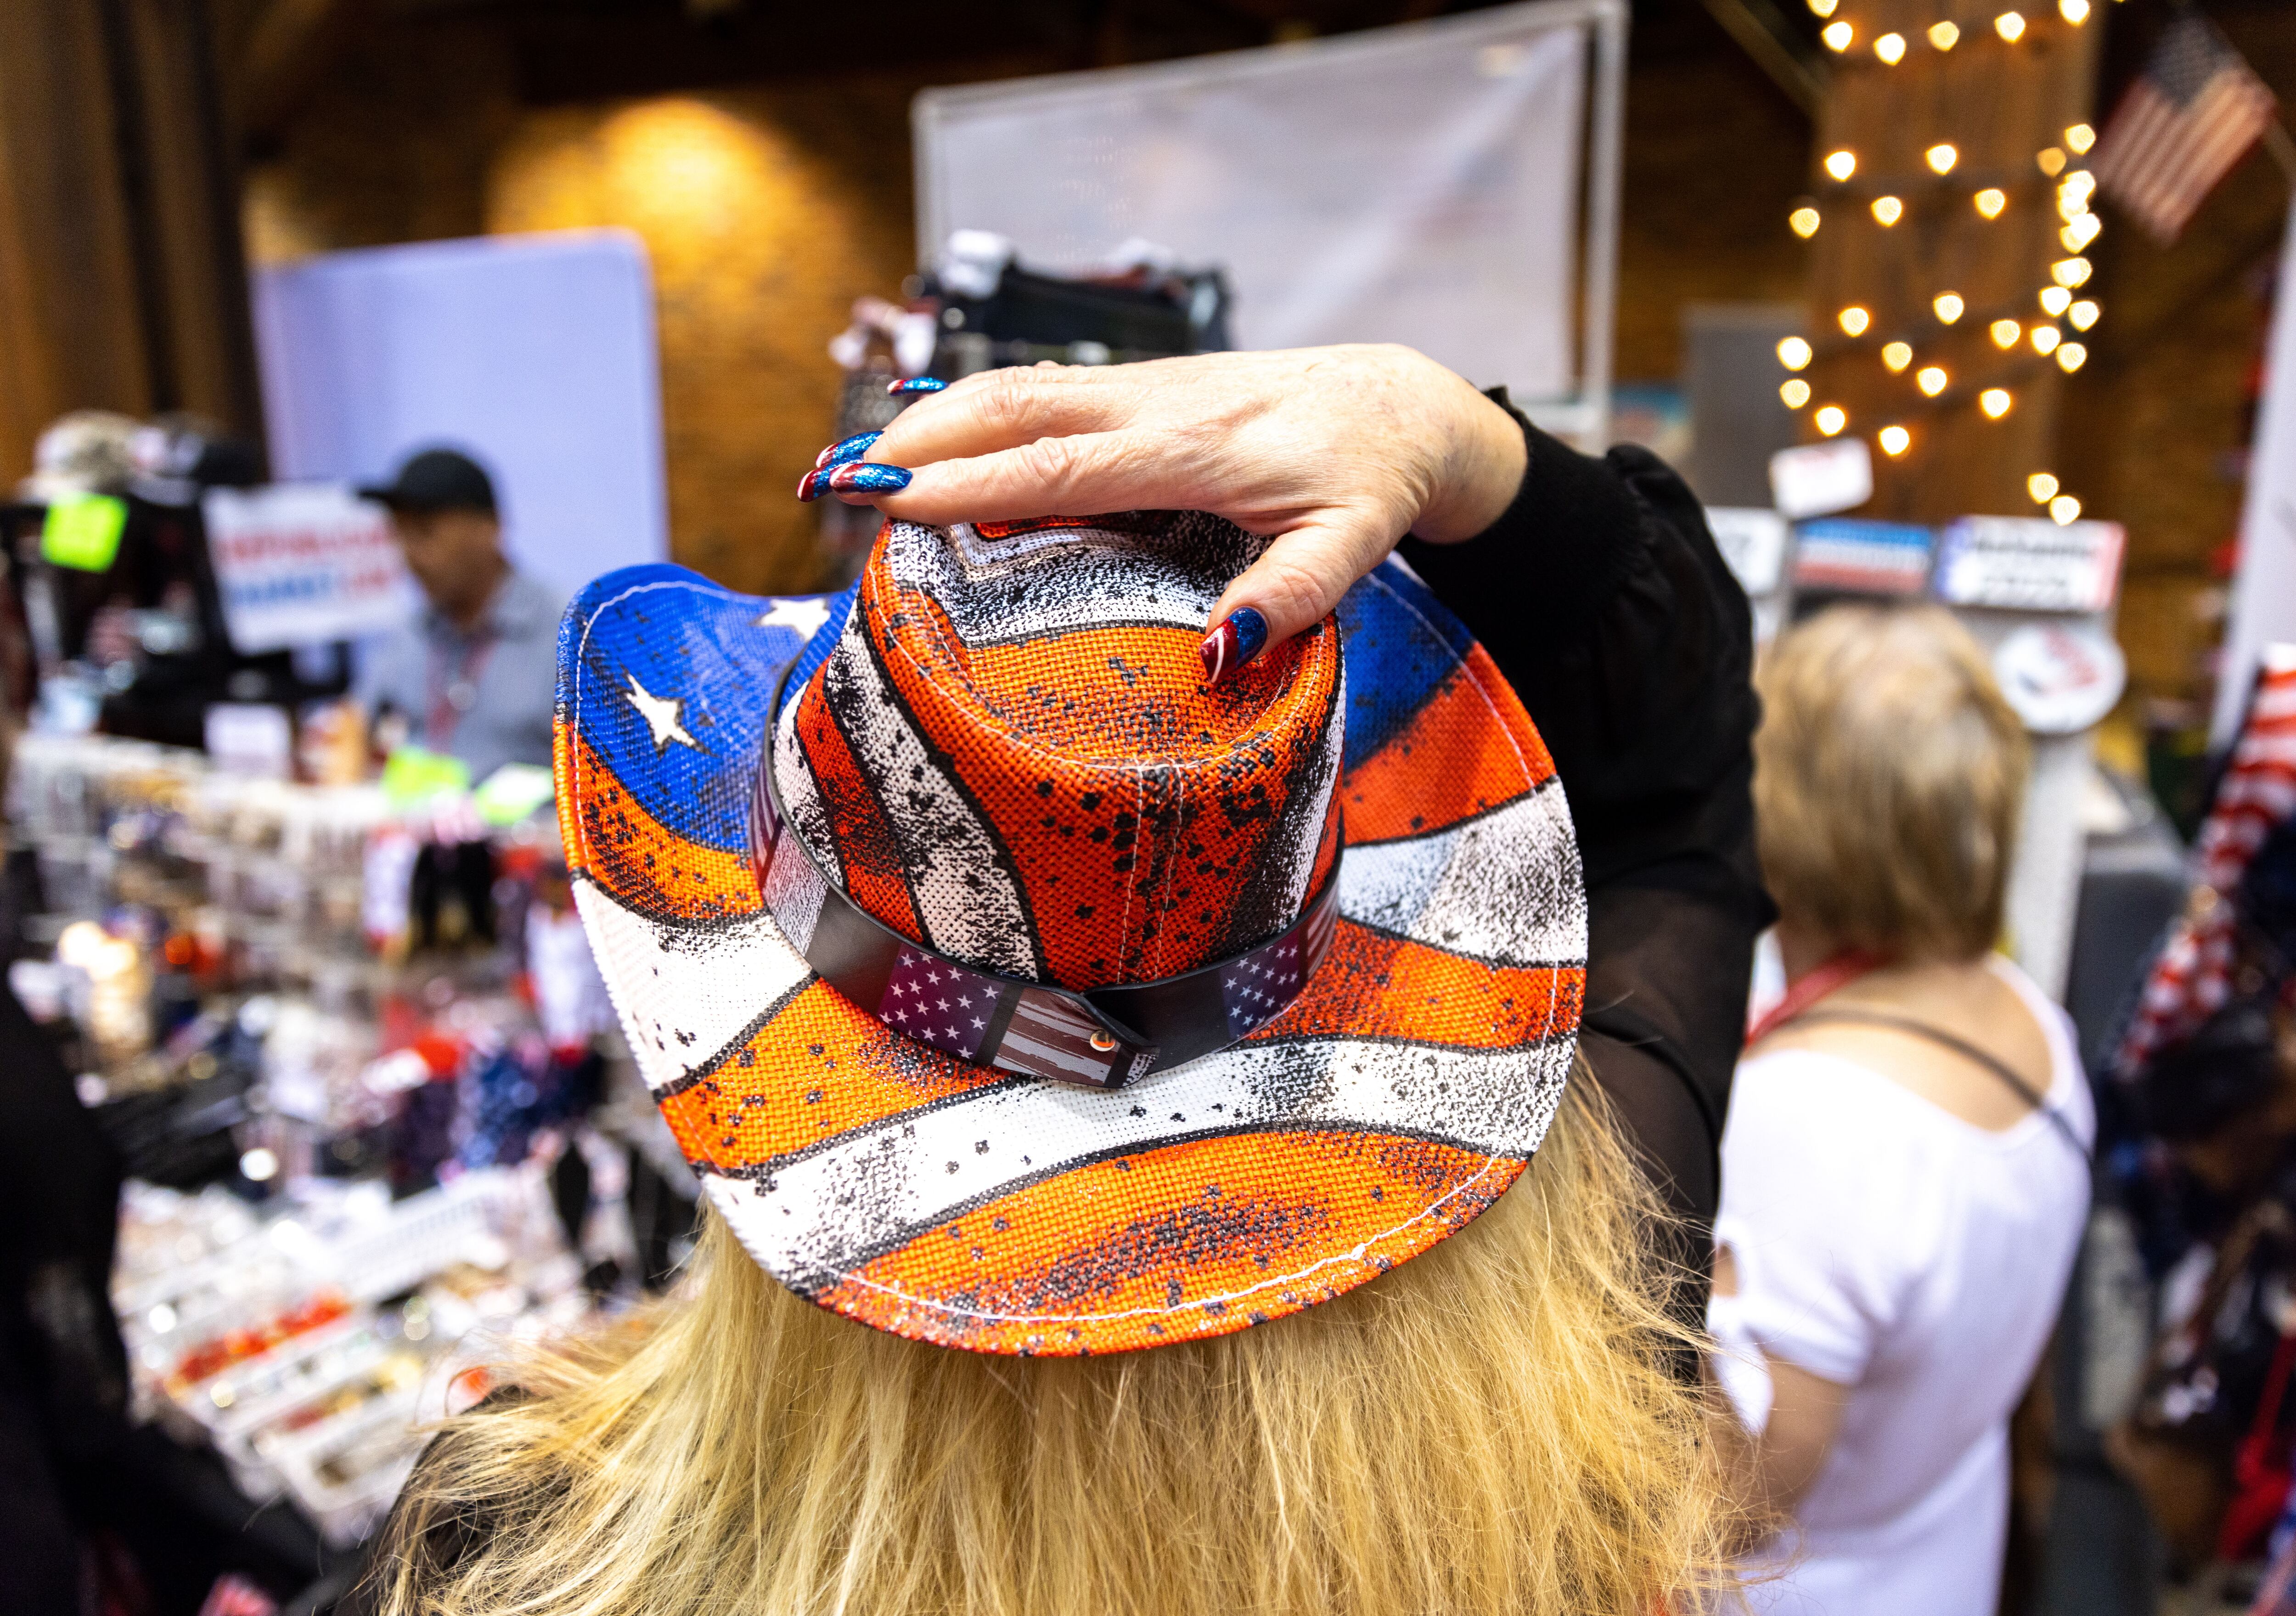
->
[1698,0,1824,117]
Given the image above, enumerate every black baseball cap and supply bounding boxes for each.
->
[359,447,497,516]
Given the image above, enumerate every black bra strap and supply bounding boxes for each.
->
[1787,1008,2091,1160]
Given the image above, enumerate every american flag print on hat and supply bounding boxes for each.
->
[555,511,1587,1354]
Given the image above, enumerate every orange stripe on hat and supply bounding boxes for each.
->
[658,978,1006,1172]
[814,1128,1518,1352]
[1251,919,1583,1050]
[790,670,925,940]
[557,728,761,924]
[868,592,1343,985]
[1342,644,1553,844]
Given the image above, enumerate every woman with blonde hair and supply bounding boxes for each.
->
[357,347,1773,1616]
[1710,602,2093,1615]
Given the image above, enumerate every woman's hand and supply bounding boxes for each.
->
[809,345,1525,677]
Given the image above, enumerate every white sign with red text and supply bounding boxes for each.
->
[203,483,411,653]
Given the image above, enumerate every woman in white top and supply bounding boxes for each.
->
[1709,603,2094,1616]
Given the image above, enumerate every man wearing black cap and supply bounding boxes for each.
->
[356,447,566,781]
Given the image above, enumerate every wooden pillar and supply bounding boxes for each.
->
[0,0,264,484]
[1794,0,2103,521]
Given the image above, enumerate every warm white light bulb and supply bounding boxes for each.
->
[1975,188,2008,219]
[1790,205,1823,238]
[1808,0,1838,16]
[1934,292,1966,324]
[2031,325,2061,355]
[2056,342,2088,372]
[1825,149,1858,181]
[1926,143,1959,175]
[1882,341,1913,372]
[1879,424,1912,456]
[1823,19,1855,50]
[1839,305,1872,337]
[1873,195,1905,225]
[2054,257,2093,287]
[2069,299,2099,331]
[1778,335,1814,370]
[1917,365,1950,396]
[2028,472,2060,503]
[2037,146,2068,176]
[1782,378,1812,408]
[1815,405,1848,436]
[1991,318,2023,349]
[2049,493,2082,524]
[1996,10,2026,40]
[2065,124,2096,154]
[1980,388,2014,419]
[1929,19,1961,47]
[2060,0,2089,23]
[2062,214,2102,250]
[2040,285,2072,316]
[1875,31,1907,62]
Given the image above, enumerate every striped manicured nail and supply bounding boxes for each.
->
[796,468,830,502]
[1197,607,1269,685]
[826,462,912,495]
[815,430,882,470]
[888,376,947,395]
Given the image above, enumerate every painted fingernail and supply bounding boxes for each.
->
[1197,607,1269,685]
[796,468,830,502]
[888,376,947,395]
[815,430,882,470]
[826,462,912,495]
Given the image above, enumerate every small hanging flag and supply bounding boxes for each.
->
[2093,10,2279,245]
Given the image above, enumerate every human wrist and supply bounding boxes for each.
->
[1411,386,1529,545]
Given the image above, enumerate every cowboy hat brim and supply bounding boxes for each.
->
[555,546,1585,1355]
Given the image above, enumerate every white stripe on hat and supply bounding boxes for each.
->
[572,882,809,1093]
[819,629,1043,977]
[712,1030,1572,1294]
[1340,786,1586,967]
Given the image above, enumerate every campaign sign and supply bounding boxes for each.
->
[1791,518,1935,596]
[1934,517,2125,614]
[203,484,411,653]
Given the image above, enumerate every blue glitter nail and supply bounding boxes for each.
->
[827,462,912,494]
[796,468,828,502]
[1229,607,1269,666]
[815,430,882,470]
[887,376,947,395]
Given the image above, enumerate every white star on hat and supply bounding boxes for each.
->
[757,598,833,637]
[625,673,700,753]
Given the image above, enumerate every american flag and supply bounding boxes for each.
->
[2116,647,2296,1080]
[2093,11,2279,246]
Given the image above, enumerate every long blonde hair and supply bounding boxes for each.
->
[369,1074,1731,1616]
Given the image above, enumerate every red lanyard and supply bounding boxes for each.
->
[425,631,496,749]
[1745,950,1888,1047]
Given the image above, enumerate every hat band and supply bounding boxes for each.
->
[752,744,1341,1090]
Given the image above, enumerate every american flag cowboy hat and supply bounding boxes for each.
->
[554,511,1587,1354]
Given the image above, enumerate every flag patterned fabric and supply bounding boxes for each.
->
[2093,11,2278,245]
[2117,648,2296,1079]
[554,515,1587,1356]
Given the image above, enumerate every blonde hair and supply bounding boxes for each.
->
[367,1075,1733,1616]
[1754,602,2029,963]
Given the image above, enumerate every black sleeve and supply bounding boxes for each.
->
[1399,400,1774,1323]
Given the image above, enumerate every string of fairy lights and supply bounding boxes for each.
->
[1775,0,2113,524]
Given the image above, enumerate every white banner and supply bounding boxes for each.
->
[914,0,1615,410]
[203,483,411,653]
[2217,206,2296,743]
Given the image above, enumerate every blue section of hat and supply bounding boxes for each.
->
[1333,561,1478,771]
[558,564,817,854]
